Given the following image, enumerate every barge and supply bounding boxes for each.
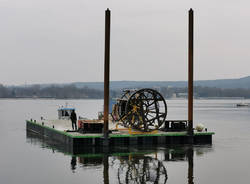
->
[26,9,215,151]
[26,118,214,154]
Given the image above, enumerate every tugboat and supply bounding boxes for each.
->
[58,106,75,120]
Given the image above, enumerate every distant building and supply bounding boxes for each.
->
[171,93,177,98]
[177,93,188,98]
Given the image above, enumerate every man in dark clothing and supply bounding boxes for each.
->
[70,110,77,130]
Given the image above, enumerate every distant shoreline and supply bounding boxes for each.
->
[0,97,102,100]
[0,97,247,100]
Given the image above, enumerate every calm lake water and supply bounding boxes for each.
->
[1,99,250,184]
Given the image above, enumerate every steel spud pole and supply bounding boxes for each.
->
[103,9,111,141]
[188,9,194,136]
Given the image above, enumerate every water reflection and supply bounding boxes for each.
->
[71,156,77,173]
[188,148,194,184]
[114,154,168,184]
[26,131,213,184]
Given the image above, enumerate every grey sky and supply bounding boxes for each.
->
[0,0,250,85]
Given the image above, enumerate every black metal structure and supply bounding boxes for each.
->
[113,88,167,132]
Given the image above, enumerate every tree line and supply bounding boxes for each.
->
[0,84,104,99]
[160,86,250,98]
[1,84,250,99]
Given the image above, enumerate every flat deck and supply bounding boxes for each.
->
[28,118,214,137]
[26,119,214,154]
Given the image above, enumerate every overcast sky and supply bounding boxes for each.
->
[0,0,250,85]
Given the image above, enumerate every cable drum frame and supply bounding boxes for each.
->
[115,88,167,132]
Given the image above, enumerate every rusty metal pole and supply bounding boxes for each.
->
[188,9,194,136]
[103,9,111,142]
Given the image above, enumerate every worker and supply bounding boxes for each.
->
[70,110,77,130]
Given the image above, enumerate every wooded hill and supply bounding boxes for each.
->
[1,75,250,99]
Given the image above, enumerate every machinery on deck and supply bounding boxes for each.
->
[112,88,167,132]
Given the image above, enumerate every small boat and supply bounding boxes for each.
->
[58,107,75,120]
[236,103,249,107]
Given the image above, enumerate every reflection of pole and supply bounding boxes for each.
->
[104,9,111,141]
[188,8,194,136]
[187,147,194,184]
[103,155,109,184]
